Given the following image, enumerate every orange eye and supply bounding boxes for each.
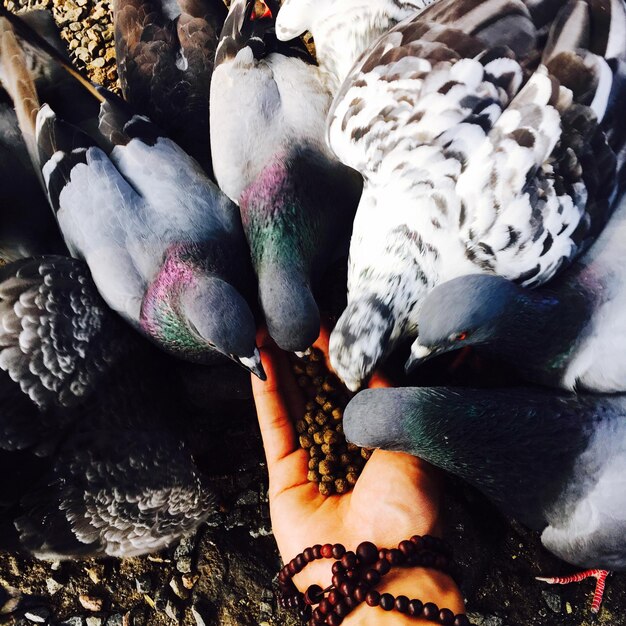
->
[457,332,468,341]
[251,0,272,20]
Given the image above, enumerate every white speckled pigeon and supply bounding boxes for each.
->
[0,7,265,378]
[211,0,362,352]
[344,385,626,614]
[275,0,437,93]
[408,189,626,393]
[0,255,214,559]
[328,0,626,391]
[113,0,227,177]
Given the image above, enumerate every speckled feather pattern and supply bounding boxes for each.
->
[328,0,626,389]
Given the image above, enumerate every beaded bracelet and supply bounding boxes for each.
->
[277,535,472,626]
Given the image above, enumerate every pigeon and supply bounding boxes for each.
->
[211,0,362,352]
[0,7,265,378]
[344,385,626,614]
[0,255,214,558]
[275,0,437,93]
[407,191,626,392]
[328,0,626,391]
[113,0,227,177]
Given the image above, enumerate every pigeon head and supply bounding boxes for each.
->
[141,245,265,379]
[406,274,525,372]
[330,295,394,391]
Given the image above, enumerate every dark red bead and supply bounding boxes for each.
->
[278,570,288,583]
[304,584,323,605]
[331,574,345,588]
[454,615,471,626]
[374,559,391,575]
[380,593,395,611]
[378,549,388,560]
[356,541,378,566]
[318,599,332,615]
[386,549,403,565]
[326,614,343,626]
[313,544,323,559]
[365,590,380,607]
[364,569,380,586]
[423,602,439,620]
[335,600,349,617]
[399,540,415,556]
[395,595,409,613]
[312,607,323,621]
[288,561,298,575]
[295,554,306,570]
[346,570,359,580]
[410,535,424,549]
[354,585,368,603]
[321,544,334,558]
[341,551,357,569]
[339,581,355,598]
[408,599,423,616]
[344,597,357,611]
[332,562,345,575]
[439,608,455,624]
[332,544,346,559]
[327,591,341,606]
[304,548,316,562]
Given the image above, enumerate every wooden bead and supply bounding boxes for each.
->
[304,548,316,562]
[313,544,323,559]
[356,541,378,565]
[364,569,380,586]
[304,584,323,605]
[395,595,409,613]
[321,544,334,558]
[423,602,439,620]
[408,599,423,616]
[365,590,380,607]
[332,544,346,559]
[439,608,455,624]
[454,616,471,626]
[374,559,391,575]
[398,540,414,556]
[380,593,395,611]
[341,551,357,569]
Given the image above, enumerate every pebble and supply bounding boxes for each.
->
[542,590,561,613]
[175,557,192,574]
[59,618,84,626]
[168,577,189,600]
[45,577,63,595]
[86,618,102,626]
[165,600,181,623]
[466,614,504,626]
[105,615,123,626]
[79,594,104,612]
[181,573,199,590]
[24,607,50,623]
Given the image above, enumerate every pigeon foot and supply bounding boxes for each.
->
[537,569,610,614]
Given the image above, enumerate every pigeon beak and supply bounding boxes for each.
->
[234,348,267,380]
[404,343,438,373]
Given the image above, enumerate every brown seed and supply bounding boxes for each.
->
[361,448,373,460]
[324,430,339,445]
[307,424,319,436]
[305,363,320,377]
[308,470,320,483]
[304,412,315,425]
[340,454,352,466]
[322,402,334,413]
[313,376,324,387]
[305,401,316,412]
[295,420,307,434]
[322,380,336,393]
[299,435,313,449]
[315,394,327,406]
[319,481,333,496]
[292,363,305,376]
[315,412,328,426]
[309,457,321,470]
[321,443,333,456]
[310,445,321,458]
[346,473,359,486]
[331,408,343,421]
[313,431,324,445]
[335,423,344,434]
[346,465,360,475]
[326,453,339,464]
[335,479,349,494]
[318,460,334,476]
[347,442,360,452]
[321,474,335,483]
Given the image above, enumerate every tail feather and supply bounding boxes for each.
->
[215,0,311,66]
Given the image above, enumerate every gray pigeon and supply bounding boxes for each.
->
[275,0,438,93]
[344,385,626,613]
[0,255,214,558]
[211,0,362,352]
[327,0,626,391]
[113,0,227,177]
[0,7,265,378]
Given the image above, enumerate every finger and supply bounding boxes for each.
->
[252,331,307,474]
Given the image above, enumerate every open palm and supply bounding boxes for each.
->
[251,327,464,621]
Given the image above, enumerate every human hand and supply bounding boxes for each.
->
[252,326,465,624]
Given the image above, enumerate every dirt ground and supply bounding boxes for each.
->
[0,0,624,624]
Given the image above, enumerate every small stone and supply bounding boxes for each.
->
[318,482,333,496]
[45,578,63,595]
[165,600,180,623]
[86,618,102,626]
[24,607,50,623]
[79,595,103,612]
[87,40,100,54]
[169,577,189,600]
[307,470,319,483]
[319,460,334,476]
[542,590,561,613]
[181,574,199,590]
[299,435,313,449]
[565,602,573,615]
[91,57,106,68]
[106,615,123,626]
[466,614,504,626]
[176,556,192,574]
[59,618,84,626]
[135,575,152,595]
